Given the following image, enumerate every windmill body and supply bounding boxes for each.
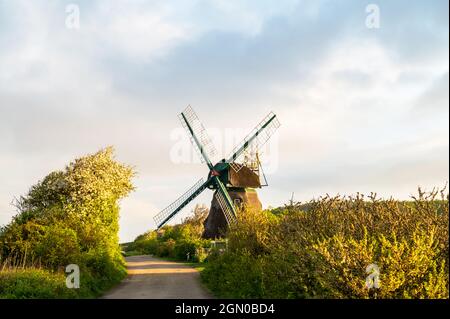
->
[203,163,263,238]
[153,106,280,239]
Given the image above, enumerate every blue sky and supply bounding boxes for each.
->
[0,0,448,242]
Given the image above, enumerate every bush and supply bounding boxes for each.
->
[125,204,211,262]
[202,250,264,298]
[0,147,135,298]
[33,223,81,269]
[201,189,449,299]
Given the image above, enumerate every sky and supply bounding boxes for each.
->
[0,0,448,242]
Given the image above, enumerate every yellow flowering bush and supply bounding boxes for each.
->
[202,189,449,299]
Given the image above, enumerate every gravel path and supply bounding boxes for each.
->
[101,255,213,299]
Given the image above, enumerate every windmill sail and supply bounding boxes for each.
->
[213,176,237,225]
[154,178,210,229]
[227,112,280,172]
[179,105,218,168]
[214,191,237,225]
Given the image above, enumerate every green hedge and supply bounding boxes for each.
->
[201,190,449,299]
[126,206,211,263]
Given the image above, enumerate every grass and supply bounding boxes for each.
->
[0,268,75,299]
[123,250,142,257]
[183,262,205,272]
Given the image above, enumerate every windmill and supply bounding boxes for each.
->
[153,105,280,238]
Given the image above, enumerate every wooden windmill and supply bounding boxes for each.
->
[153,105,280,238]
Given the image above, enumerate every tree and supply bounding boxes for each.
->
[0,147,135,273]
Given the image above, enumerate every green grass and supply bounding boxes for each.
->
[0,268,75,299]
[183,262,205,272]
[123,250,143,257]
[0,265,126,299]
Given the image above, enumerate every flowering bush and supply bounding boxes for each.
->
[0,147,135,298]
[202,189,449,299]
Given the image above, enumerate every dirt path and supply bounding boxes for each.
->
[101,255,213,299]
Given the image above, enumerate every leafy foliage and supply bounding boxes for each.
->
[0,268,79,299]
[126,204,211,262]
[201,189,449,299]
[0,147,135,298]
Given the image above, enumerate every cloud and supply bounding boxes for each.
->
[0,0,448,241]
[413,72,450,113]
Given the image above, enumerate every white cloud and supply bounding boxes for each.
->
[83,2,189,62]
[0,0,448,241]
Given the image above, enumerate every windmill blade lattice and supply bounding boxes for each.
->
[179,105,218,166]
[152,105,279,234]
[153,178,210,228]
[227,112,280,173]
[214,187,237,225]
